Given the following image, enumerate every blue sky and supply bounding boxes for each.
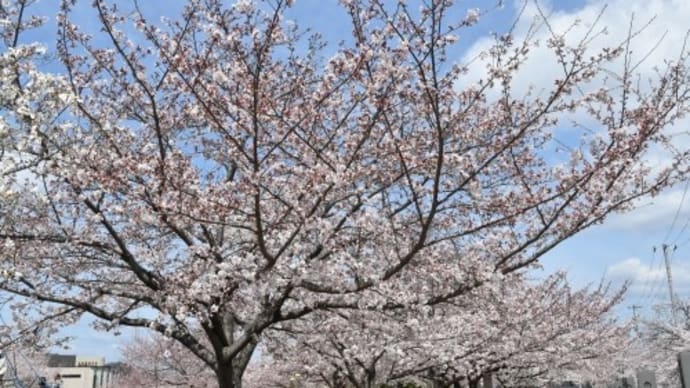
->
[9,0,690,361]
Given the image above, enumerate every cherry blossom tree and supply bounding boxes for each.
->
[424,277,630,387]
[1,0,690,387]
[113,331,216,388]
[243,358,318,388]
[258,272,630,388]
[621,300,690,386]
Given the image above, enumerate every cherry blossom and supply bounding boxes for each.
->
[258,273,630,387]
[114,331,216,388]
[0,0,689,387]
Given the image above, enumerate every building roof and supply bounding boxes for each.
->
[46,354,76,368]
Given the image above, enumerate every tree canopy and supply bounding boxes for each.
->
[1,0,690,387]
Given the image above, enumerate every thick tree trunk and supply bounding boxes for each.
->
[213,340,256,388]
[216,365,239,388]
[364,369,376,388]
[215,359,247,388]
[207,312,258,388]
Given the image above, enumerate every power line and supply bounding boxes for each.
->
[640,250,668,309]
[676,233,690,248]
[664,179,690,244]
[636,246,659,307]
[672,210,690,246]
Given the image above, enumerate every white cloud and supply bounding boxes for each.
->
[463,0,690,96]
[608,255,690,298]
[603,184,690,231]
[458,0,690,233]
[459,0,690,140]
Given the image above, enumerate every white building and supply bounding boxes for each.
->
[46,355,115,388]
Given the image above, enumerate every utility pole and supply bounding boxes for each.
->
[662,244,679,323]
[628,304,642,335]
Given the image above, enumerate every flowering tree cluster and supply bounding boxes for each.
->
[255,273,630,387]
[1,0,690,387]
[114,273,631,388]
[523,297,690,387]
[618,300,690,386]
[113,332,216,388]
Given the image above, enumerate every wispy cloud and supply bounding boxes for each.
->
[603,186,690,233]
[607,255,690,298]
